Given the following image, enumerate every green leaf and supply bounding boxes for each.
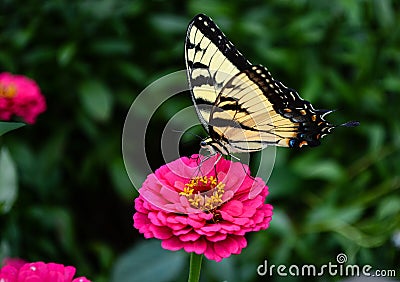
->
[0,239,11,263]
[111,240,186,282]
[150,15,187,34]
[109,157,136,200]
[292,157,345,181]
[378,196,400,219]
[0,148,18,214]
[307,205,363,227]
[335,224,387,248]
[79,80,113,121]
[58,42,76,66]
[90,40,132,56]
[0,122,25,136]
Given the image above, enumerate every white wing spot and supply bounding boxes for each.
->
[261,73,266,78]
[211,27,215,32]
[275,89,280,94]
[256,69,262,74]
[198,16,203,20]
[204,21,208,26]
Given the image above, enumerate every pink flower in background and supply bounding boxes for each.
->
[0,72,46,124]
[133,154,273,262]
[0,258,91,282]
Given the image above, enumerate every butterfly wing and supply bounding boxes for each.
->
[208,65,337,151]
[185,14,358,153]
[185,14,251,131]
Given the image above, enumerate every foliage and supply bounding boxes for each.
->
[0,0,399,281]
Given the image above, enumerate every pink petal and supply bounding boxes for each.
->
[161,237,184,251]
[167,215,187,225]
[220,211,234,222]
[206,233,227,242]
[172,226,192,235]
[204,244,222,262]
[232,217,250,225]
[187,218,205,228]
[149,226,172,239]
[178,232,200,242]
[214,239,235,258]
[200,224,221,232]
[192,238,207,254]
[221,200,243,215]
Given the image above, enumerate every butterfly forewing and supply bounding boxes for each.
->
[208,67,298,152]
[185,14,251,131]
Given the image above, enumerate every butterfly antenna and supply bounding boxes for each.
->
[340,121,360,127]
[321,109,360,128]
[192,153,216,178]
[172,129,203,140]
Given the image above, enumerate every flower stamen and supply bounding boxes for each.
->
[0,83,17,98]
[180,176,225,212]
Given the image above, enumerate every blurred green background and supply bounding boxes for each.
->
[0,0,399,281]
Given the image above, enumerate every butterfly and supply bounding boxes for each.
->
[185,14,359,156]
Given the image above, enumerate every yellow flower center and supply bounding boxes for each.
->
[180,176,225,212]
[0,83,17,98]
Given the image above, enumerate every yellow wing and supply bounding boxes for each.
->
[185,14,250,129]
[185,14,359,154]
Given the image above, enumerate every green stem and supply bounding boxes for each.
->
[188,253,203,282]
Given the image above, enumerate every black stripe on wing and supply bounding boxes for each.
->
[243,65,337,147]
[186,14,251,72]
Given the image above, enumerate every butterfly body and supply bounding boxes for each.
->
[185,14,358,155]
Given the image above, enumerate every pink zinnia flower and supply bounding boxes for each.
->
[0,72,46,124]
[133,154,273,262]
[0,258,91,282]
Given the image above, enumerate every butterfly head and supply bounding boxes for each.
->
[200,137,230,155]
[200,139,208,148]
[200,137,218,154]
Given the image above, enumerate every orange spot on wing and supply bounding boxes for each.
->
[299,141,308,148]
